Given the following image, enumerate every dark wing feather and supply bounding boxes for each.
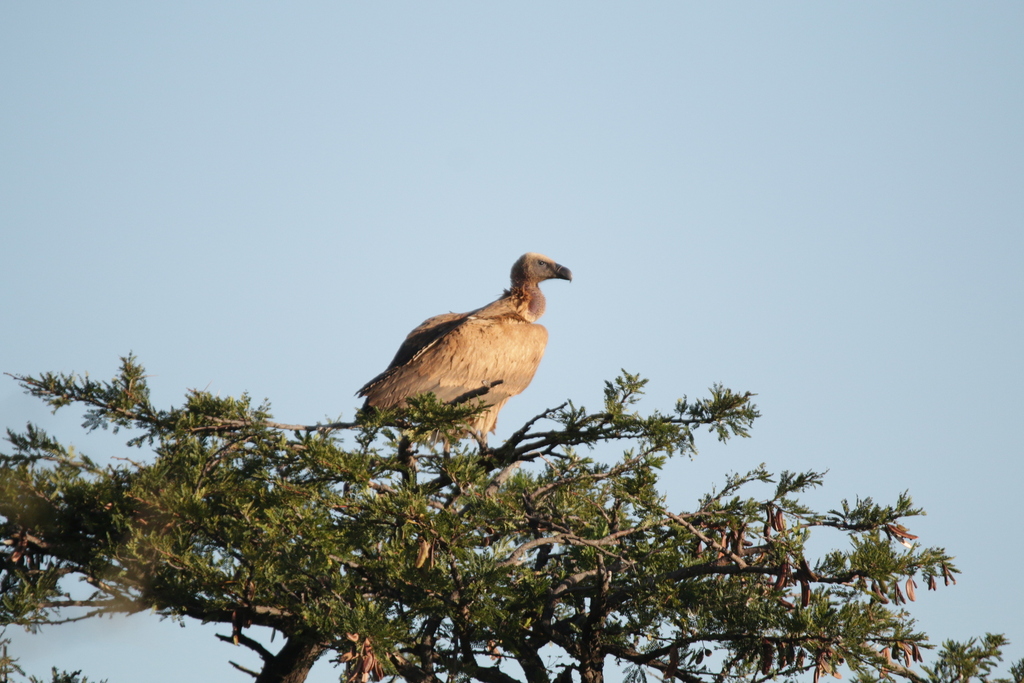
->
[370,312,468,382]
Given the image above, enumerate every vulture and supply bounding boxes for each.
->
[358,252,572,438]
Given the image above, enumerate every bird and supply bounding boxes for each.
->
[357,252,572,439]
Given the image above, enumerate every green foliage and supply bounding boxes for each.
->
[918,634,1023,683]
[28,668,106,683]
[1,633,25,682]
[0,357,1017,683]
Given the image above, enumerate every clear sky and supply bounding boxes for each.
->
[2,3,1022,682]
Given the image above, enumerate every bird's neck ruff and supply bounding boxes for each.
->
[506,284,546,322]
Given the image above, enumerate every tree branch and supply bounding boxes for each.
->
[217,632,275,661]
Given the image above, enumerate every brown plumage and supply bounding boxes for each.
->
[358,252,572,438]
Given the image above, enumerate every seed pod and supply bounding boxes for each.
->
[774,509,786,532]
[906,578,917,602]
[801,579,811,607]
[817,652,832,679]
[942,564,957,585]
[761,642,774,675]
[774,563,790,590]
[415,538,433,569]
[799,557,819,581]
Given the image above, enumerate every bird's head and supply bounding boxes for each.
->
[512,253,573,287]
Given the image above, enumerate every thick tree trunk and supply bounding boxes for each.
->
[254,637,327,683]
[577,653,604,683]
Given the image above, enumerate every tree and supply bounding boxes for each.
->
[0,356,1018,683]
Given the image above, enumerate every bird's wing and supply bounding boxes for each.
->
[384,312,468,369]
[357,311,468,399]
[359,311,548,411]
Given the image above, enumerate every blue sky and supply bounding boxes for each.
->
[2,4,1022,682]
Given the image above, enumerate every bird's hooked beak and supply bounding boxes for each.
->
[552,262,573,282]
